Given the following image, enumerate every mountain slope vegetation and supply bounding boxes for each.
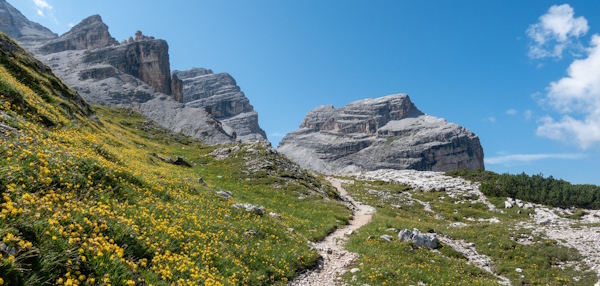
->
[447,169,600,209]
[0,31,351,286]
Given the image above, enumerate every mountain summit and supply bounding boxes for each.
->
[39,14,118,54]
[0,0,57,41]
[278,94,484,174]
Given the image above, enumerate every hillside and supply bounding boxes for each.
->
[2,7,600,286]
[0,31,351,285]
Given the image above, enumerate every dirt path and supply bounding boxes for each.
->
[289,178,375,286]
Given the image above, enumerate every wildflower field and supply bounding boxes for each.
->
[0,32,351,285]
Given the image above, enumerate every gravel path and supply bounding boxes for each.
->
[289,178,375,286]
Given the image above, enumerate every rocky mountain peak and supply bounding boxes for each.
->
[0,0,57,41]
[39,14,117,54]
[278,94,484,174]
[300,94,422,134]
[0,3,268,145]
[75,14,104,27]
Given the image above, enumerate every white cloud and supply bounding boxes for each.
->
[485,116,496,123]
[33,0,52,9]
[506,109,517,115]
[527,4,589,59]
[68,23,74,28]
[485,153,585,165]
[536,35,600,149]
[32,0,58,24]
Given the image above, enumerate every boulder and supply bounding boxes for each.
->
[505,201,513,209]
[216,191,232,200]
[398,228,438,249]
[232,203,265,216]
[515,199,524,208]
[278,94,484,174]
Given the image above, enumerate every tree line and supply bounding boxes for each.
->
[446,169,600,209]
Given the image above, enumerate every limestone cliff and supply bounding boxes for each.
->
[173,68,268,142]
[278,94,484,174]
[82,37,173,95]
[0,1,267,145]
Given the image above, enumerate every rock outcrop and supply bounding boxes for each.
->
[278,94,484,174]
[39,15,117,54]
[171,73,183,103]
[398,228,438,249]
[0,0,57,41]
[0,1,268,145]
[173,68,267,142]
[82,37,173,95]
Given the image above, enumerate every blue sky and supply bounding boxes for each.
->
[9,0,600,184]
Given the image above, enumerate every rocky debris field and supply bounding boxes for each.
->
[517,205,600,284]
[358,169,498,211]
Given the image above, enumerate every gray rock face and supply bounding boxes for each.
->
[39,15,117,54]
[278,94,484,174]
[83,38,173,95]
[0,0,57,41]
[0,3,267,145]
[37,49,235,144]
[174,68,267,142]
[171,73,183,103]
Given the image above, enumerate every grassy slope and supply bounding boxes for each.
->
[341,180,597,286]
[0,32,351,286]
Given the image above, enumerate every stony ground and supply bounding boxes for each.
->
[289,178,375,286]
[355,169,600,285]
[518,206,600,285]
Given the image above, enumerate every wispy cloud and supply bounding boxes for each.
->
[524,110,533,120]
[269,132,287,138]
[506,109,517,115]
[485,153,585,165]
[33,0,59,24]
[484,116,496,123]
[526,4,588,59]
